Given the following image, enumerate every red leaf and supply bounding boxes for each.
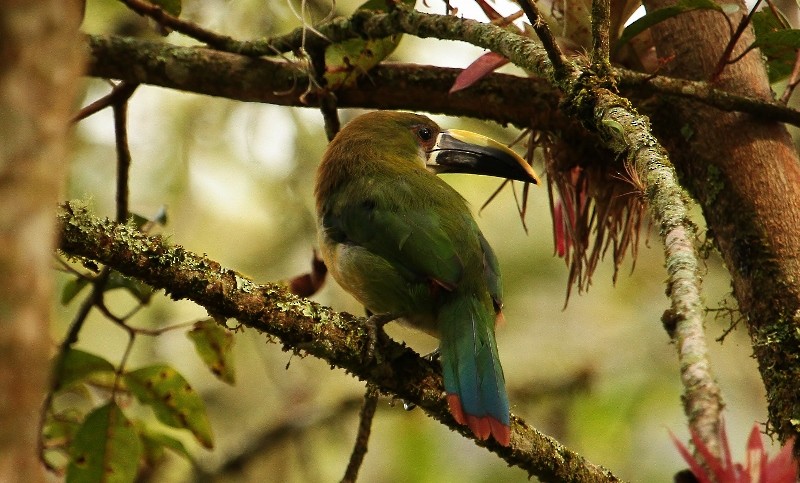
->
[764,437,798,483]
[288,250,327,297]
[671,422,798,483]
[554,202,567,257]
[669,429,714,483]
[745,424,766,483]
[450,52,509,93]
[689,427,734,481]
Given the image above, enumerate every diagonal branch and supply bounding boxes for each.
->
[57,201,622,483]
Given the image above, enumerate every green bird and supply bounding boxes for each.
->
[314,111,539,446]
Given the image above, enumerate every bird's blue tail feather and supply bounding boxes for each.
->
[439,295,510,445]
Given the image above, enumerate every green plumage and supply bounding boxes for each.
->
[315,111,517,445]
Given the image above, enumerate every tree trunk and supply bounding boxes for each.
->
[642,0,800,445]
[0,1,84,480]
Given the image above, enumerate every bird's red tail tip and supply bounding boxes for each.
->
[446,394,511,446]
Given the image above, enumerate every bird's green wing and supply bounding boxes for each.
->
[478,231,503,311]
[321,188,465,289]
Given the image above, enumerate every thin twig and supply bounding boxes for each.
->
[590,0,612,73]
[112,82,138,223]
[118,0,240,50]
[38,267,111,473]
[307,45,341,141]
[780,49,800,104]
[341,385,380,483]
[73,80,137,122]
[110,332,137,401]
[709,0,763,82]
[515,0,568,77]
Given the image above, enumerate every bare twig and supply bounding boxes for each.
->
[306,45,341,141]
[341,385,380,483]
[111,82,138,223]
[73,80,138,122]
[709,0,763,82]
[780,49,800,104]
[118,0,243,51]
[515,0,568,77]
[38,267,110,473]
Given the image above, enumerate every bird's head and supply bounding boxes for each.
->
[324,111,540,184]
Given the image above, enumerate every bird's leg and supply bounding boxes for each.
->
[364,311,397,364]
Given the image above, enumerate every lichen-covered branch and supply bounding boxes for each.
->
[590,0,612,72]
[85,33,800,128]
[591,95,723,456]
[57,201,622,483]
[84,34,558,130]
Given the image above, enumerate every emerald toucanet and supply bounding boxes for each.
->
[314,111,539,446]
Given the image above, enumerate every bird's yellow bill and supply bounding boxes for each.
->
[426,129,540,184]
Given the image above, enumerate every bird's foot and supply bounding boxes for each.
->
[364,312,397,364]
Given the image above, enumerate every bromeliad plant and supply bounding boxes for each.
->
[670,422,798,483]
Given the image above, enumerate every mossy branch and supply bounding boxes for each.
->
[57,201,622,483]
[590,94,724,456]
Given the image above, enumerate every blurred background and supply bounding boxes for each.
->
[62,0,773,480]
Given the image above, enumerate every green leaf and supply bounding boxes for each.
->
[124,365,214,448]
[67,403,142,483]
[324,0,414,89]
[129,207,168,230]
[752,10,800,82]
[150,0,181,16]
[614,0,723,53]
[61,277,90,305]
[187,318,236,385]
[43,413,81,445]
[106,271,153,304]
[137,423,193,463]
[128,213,150,230]
[54,349,116,391]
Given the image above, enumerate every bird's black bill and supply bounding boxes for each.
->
[426,129,540,184]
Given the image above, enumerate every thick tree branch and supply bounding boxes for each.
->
[84,33,800,128]
[84,34,558,130]
[57,202,621,483]
[592,95,723,455]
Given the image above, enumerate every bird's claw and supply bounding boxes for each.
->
[364,312,397,364]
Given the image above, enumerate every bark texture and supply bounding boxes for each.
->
[0,1,84,480]
[643,0,800,444]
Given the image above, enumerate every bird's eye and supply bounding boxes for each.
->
[417,127,433,141]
